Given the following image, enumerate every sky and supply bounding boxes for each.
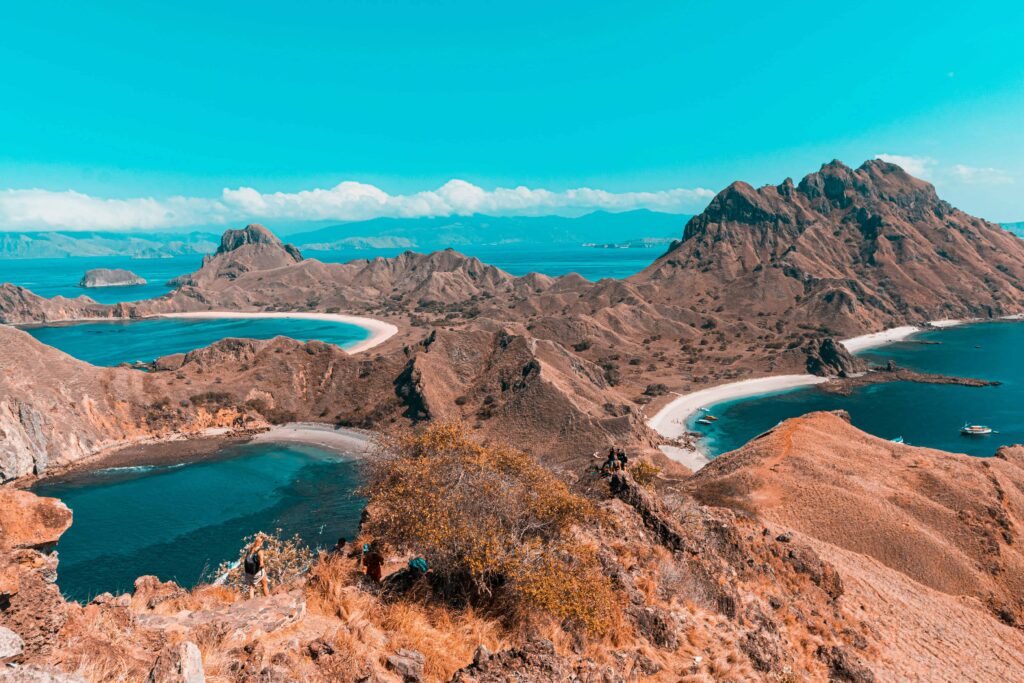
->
[1,0,1022,231]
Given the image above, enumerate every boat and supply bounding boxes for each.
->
[704,414,719,421]
[696,417,715,426]
[890,436,904,444]
[960,423,993,436]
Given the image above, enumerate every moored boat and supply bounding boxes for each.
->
[960,423,993,436]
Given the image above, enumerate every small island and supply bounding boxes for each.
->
[78,268,148,288]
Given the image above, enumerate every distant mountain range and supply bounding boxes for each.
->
[0,210,689,258]
[286,210,689,251]
[0,231,219,259]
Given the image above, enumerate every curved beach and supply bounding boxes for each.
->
[649,324,934,470]
[158,310,399,354]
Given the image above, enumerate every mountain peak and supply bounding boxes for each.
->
[215,224,302,261]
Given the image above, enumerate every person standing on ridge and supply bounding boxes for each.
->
[243,534,270,599]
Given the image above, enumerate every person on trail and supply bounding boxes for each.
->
[243,534,270,599]
[602,448,618,475]
[362,541,385,583]
[617,448,629,470]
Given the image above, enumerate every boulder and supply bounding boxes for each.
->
[386,648,425,682]
[0,490,72,552]
[0,666,86,682]
[0,625,25,660]
[148,641,205,683]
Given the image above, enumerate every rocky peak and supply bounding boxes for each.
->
[215,224,303,262]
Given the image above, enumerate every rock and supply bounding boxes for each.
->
[386,648,425,682]
[132,576,187,610]
[0,490,71,552]
[148,641,205,683]
[816,645,876,682]
[78,268,147,288]
[306,637,334,660]
[804,338,864,377]
[0,625,25,660]
[776,532,792,543]
[0,666,86,682]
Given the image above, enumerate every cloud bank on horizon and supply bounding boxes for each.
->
[0,180,716,232]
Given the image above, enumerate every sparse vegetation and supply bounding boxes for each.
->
[361,422,617,634]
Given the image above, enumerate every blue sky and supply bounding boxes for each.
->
[1,0,1022,230]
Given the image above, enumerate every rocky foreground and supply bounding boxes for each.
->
[1,413,1022,681]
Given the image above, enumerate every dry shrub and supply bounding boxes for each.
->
[211,529,315,593]
[630,461,662,488]
[362,422,616,634]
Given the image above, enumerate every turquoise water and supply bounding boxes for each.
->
[697,322,1023,458]
[0,255,198,304]
[0,245,659,307]
[32,442,365,602]
[22,317,370,366]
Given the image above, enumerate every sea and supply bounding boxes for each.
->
[32,442,365,602]
[694,322,1024,458]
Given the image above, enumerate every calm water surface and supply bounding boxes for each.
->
[22,317,370,366]
[697,322,1024,458]
[32,442,364,602]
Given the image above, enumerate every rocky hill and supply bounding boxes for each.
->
[633,159,1024,337]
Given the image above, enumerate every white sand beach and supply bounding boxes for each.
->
[158,311,398,354]
[647,374,829,471]
[929,319,961,328]
[253,422,375,455]
[839,325,920,353]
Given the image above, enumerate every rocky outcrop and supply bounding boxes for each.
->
[168,224,303,288]
[78,269,146,288]
[804,337,865,376]
[0,490,72,659]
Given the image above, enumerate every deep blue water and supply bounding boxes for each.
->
[0,244,659,307]
[696,322,1024,458]
[32,442,365,602]
[0,255,198,304]
[22,317,370,366]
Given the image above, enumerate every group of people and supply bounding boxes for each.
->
[239,534,429,600]
[601,446,629,474]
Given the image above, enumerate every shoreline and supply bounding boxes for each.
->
[28,423,374,484]
[14,310,399,355]
[157,311,398,354]
[648,375,830,471]
[647,318,1000,471]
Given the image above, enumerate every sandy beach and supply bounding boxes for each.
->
[158,311,399,354]
[252,422,374,455]
[840,325,920,353]
[647,374,829,471]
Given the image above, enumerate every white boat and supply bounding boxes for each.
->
[960,423,993,436]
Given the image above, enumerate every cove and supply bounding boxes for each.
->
[695,322,1024,458]
[21,316,371,366]
[32,441,365,603]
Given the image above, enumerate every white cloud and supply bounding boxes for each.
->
[0,180,715,231]
[875,154,937,179]
[949,164,1013,185]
